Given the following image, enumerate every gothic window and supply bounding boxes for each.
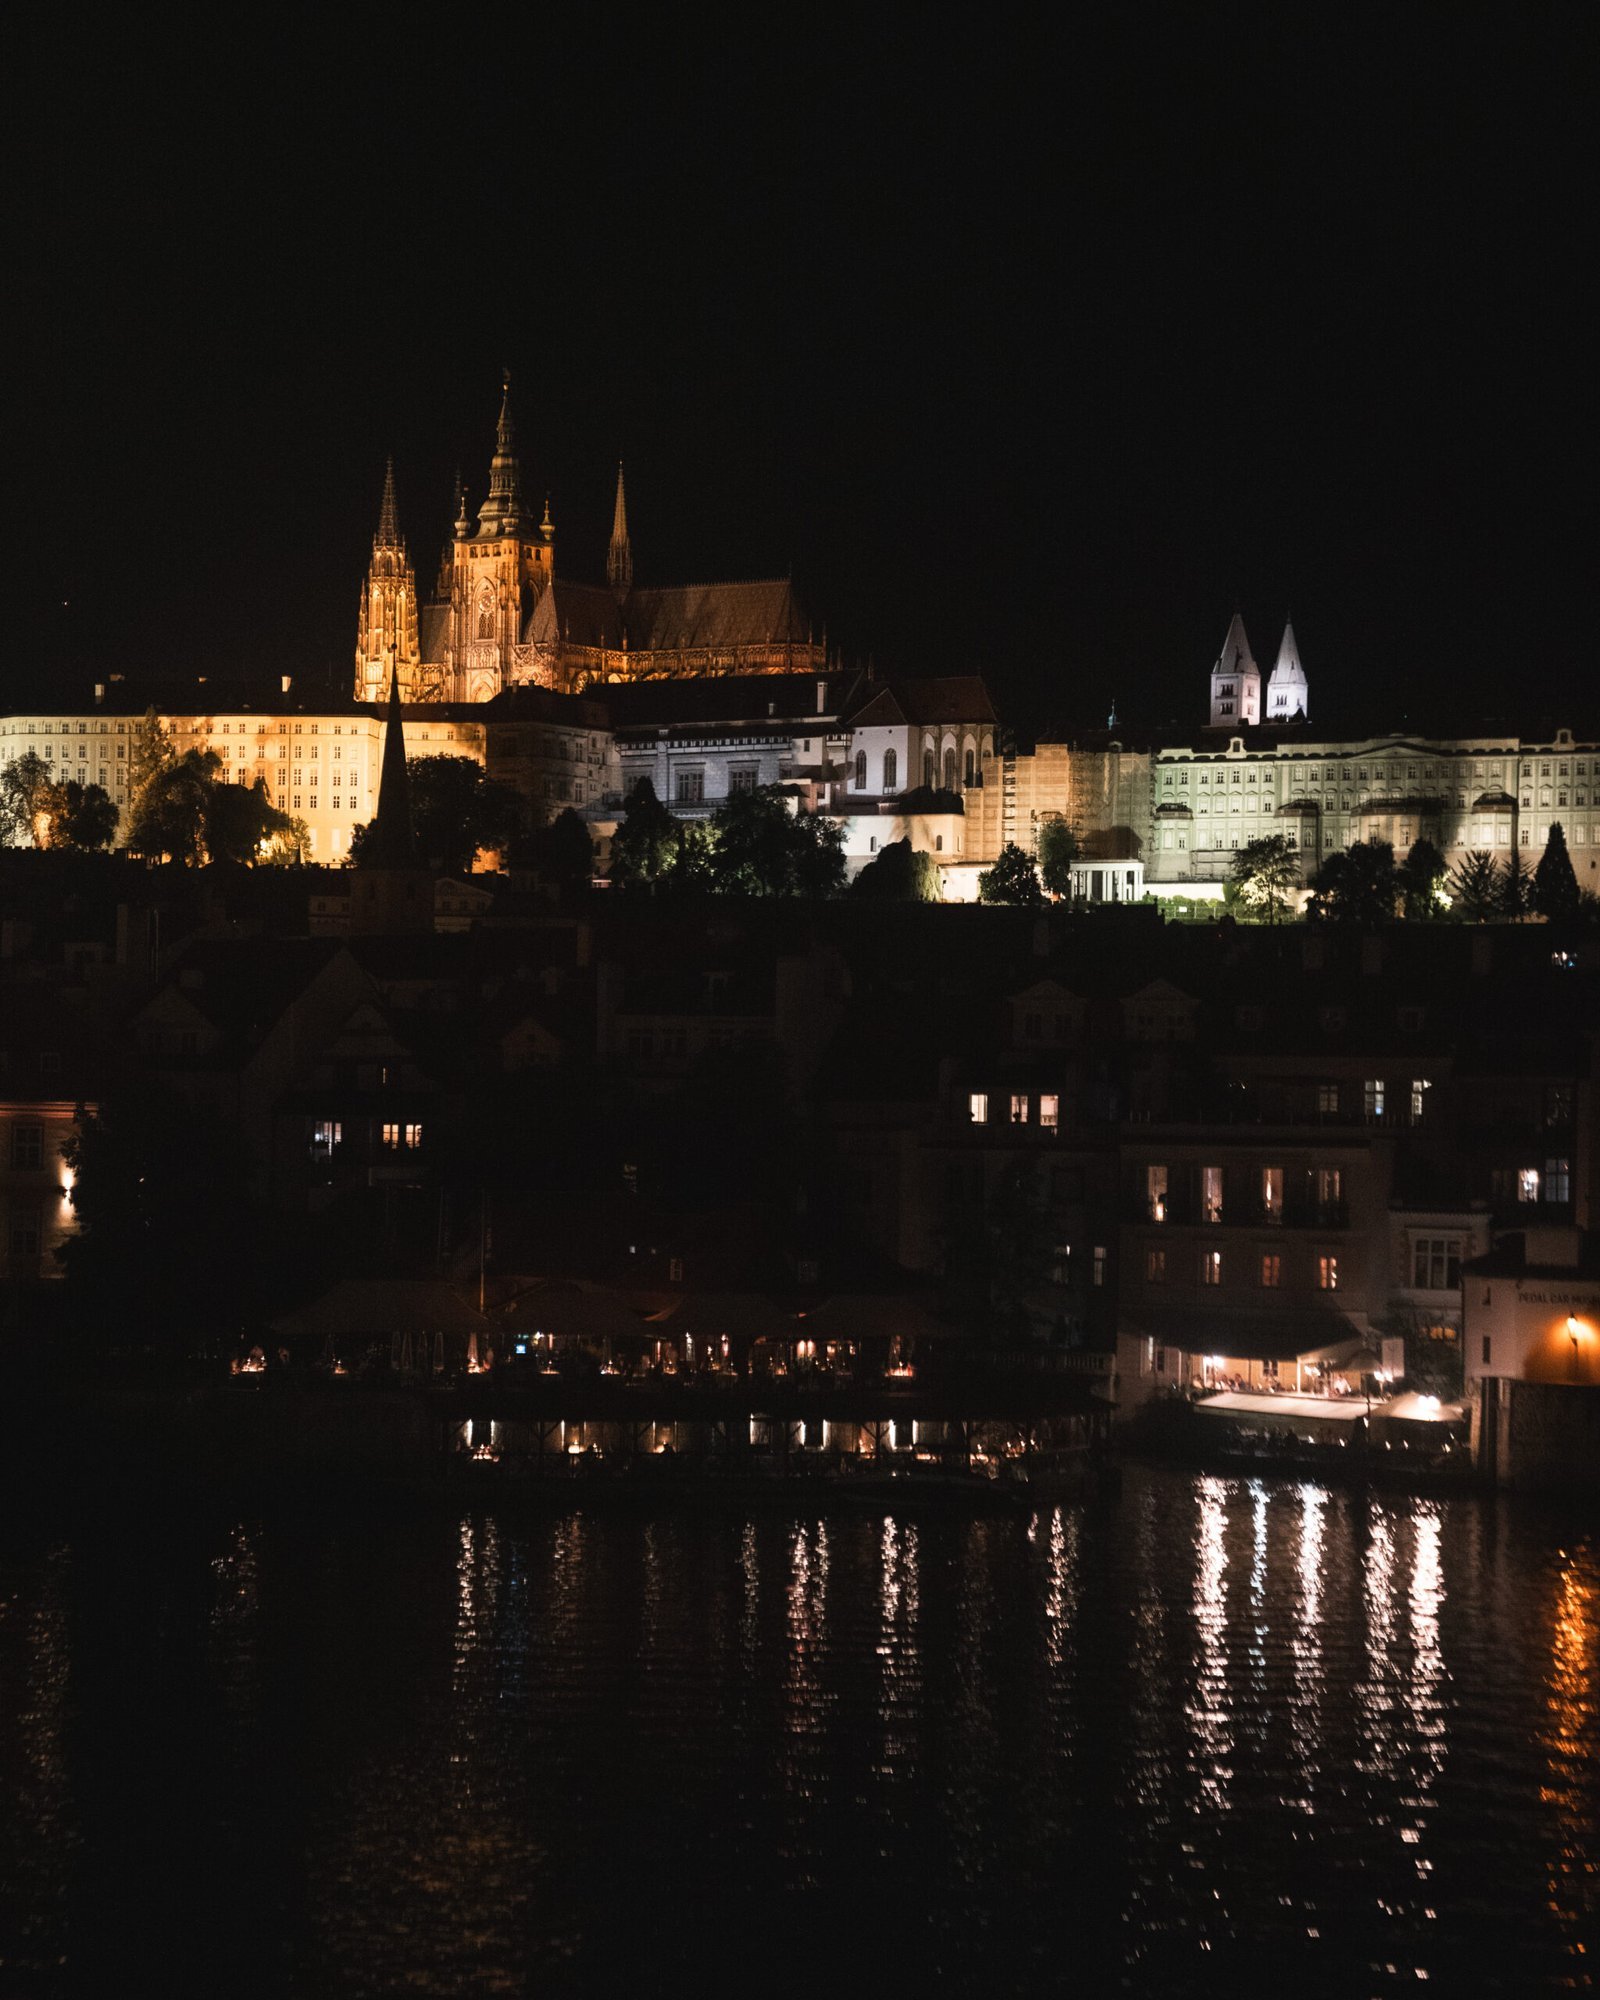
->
[854,750,867,790]
[943,748,957,790]
[923,750,935,788]
[883,749,897,790]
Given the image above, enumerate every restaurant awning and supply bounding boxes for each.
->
[497,1280,654,1345]
[1123,1306,1366,1362]
[272,1279,498,1342]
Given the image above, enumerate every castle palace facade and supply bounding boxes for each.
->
[354,379,820,705]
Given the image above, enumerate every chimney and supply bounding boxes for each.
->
[281,675,292,695]
[816,679,826,714]
[93,683,105,706]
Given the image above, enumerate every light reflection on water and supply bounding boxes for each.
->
[1,1466,1598,1996]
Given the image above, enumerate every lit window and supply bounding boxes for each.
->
[1546,1158,1571,1204]
[1039,1093,1059,1130]
[1410,1078,1430,1123]
[1092,1246,1106,1288]
[1317,1255,1339,1291]
[1146,1164,1168,1221]
[1260,1253,1281,1288]
[1201,1165,1223,1222]
[1260,1166,1282,1218]
[1009,1094,1029,1125]
[381,1122,400,1150]
[403,1123,423,1149]
[1518,1166,1541,1203]
[1363,1079,1386,1121]
[968,1092,988,1124]
[1202,1248,1222,1287]
[311,1119,341,1155]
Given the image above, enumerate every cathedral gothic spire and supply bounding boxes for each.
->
[476,371,526,534]
[354,459,422,701]
[607,460,633,591]
[375,456,401,549]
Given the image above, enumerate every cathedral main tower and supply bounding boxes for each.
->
[437,373,556,700]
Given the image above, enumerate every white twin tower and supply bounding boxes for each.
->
[1207,613,1309,728]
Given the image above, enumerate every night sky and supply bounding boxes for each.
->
[12,13,1593,737]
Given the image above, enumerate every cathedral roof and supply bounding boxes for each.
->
[621,579,810,651]
[522,577,813,654]
[842,677,998,728]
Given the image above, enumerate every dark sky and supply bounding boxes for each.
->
[11,13,1593,737]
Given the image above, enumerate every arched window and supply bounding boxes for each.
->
[964,747,975,786]
[883,748,897,792]
[943,748,957,791]
[923,750,935,788]
[854,749,867,790]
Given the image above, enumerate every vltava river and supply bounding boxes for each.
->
[1,1466,1596,1997]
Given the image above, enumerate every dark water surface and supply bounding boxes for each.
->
[2,1465,1597,1998]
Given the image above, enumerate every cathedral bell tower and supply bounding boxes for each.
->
[444,373,556,700]
[354,459,423,702]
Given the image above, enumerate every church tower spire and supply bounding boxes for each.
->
[476,370,526,534]
[369,659,419,868]
[376,455,401,548]
[1265,616,1310,722]
[354,459,422,701]
[607,460,633,592]
[1207,610,1261,728]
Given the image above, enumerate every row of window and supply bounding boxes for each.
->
[1144,1163,1344,1221]
[310,1120,423,1152]
[969,1092,1061,1129]
[1145,1246,1341,1290]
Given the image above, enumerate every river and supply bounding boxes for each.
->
[1,1465,1595,1996]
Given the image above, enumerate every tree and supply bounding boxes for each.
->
[126,748,222,862]
[851,836,941,901]
[350,755,523,872]
[1037,817,1080,899]
[708,786,844,897]
[529,807,595,893]
[1397,837,1448,921]
[1448,850,1502,922]
[0,752,58,846]
[787,804,848,899]
[672,818,719,890]
[1501,847,1534,920]
[206,777,307,865]
[1230,834,1299,922]
[607,778,680,888]
[1307,838,1397,925]
[1535,821,1581,922]
[49,780,120,851]
[127,708,176,822]
[978,842,1043,905]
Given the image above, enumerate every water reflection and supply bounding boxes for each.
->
[1541,1542,1599,1967]
[5,1470,1599,1995]
[1188,1474,1233,1816]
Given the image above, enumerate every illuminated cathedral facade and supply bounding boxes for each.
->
[355,378,820,704]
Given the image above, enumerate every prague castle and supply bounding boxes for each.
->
[354,377,819,705]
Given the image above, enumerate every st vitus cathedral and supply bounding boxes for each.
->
[354,377,820,702]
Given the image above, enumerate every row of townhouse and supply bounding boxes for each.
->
[822,919,1597,1409]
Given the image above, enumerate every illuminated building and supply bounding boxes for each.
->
[1465,1227,1600,1486]
[354,377,821,704]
